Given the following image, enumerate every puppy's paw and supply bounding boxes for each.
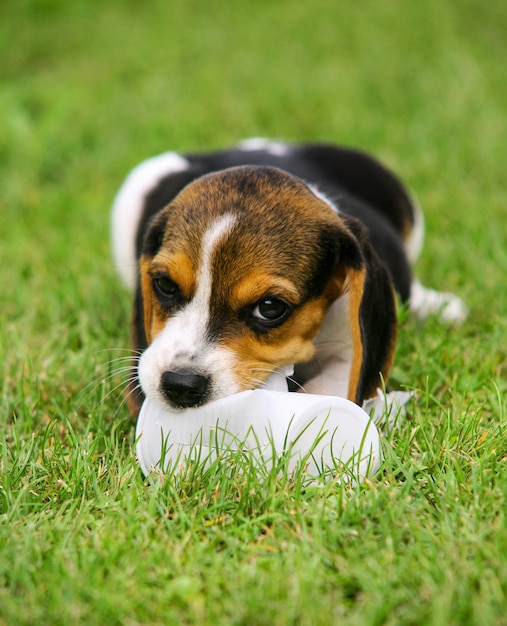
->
[409,279,468,324]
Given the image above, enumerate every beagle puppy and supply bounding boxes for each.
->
[112,139,466,415]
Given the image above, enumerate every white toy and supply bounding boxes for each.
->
[135,367,388,483]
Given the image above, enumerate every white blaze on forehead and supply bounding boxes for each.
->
[189,212,238,333]
[155,212,237,353]
[138,213,239,404]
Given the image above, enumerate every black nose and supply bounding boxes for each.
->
[160,370,210,408]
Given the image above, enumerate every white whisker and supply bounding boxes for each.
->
[286,376,307,393]
[79,348,142,414]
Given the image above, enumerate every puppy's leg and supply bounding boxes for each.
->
[405,204,468,323]
[409,279,468,323]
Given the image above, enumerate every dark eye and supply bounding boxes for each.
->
[152,275,182,309]
[249,297,292,330]
[253,298,288,321]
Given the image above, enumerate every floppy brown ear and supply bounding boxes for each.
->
[340,216,398,404]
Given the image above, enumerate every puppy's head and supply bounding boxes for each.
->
[134,166,385,411]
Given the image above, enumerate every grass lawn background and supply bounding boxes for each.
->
[1,0,506,624]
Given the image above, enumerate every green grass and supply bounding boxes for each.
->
[1,0,507,623]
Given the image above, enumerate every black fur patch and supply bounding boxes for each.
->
[141,211,169,258]
[132,281,148,353]
[355,245,397,402]
[340,213,411,302]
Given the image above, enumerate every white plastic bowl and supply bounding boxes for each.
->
[135,389,381,483]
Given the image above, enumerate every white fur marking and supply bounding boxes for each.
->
[237,137,290,156]
[174,213,237,356]
[295,294,353,397]
[363,389,415,430]
[111,152,189,290]
[410,279,468,323]
[309,184,340,213]
[138,214,239,407]
[404,200,425,264]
